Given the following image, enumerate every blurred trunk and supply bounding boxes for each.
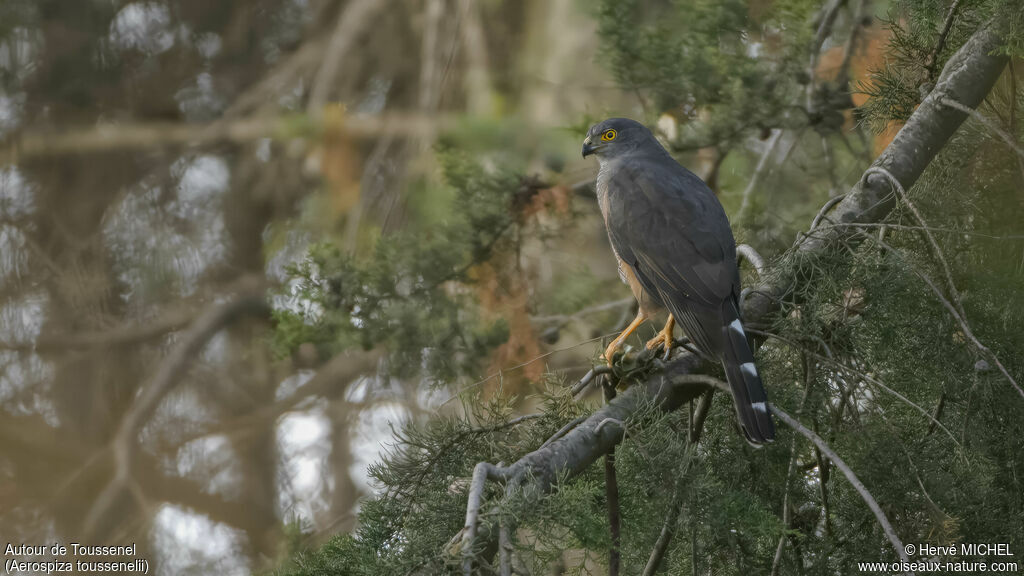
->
[324,405,359,535]
[24,150,147,541]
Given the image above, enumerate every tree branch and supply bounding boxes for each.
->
[925,0,964,81]
[82,282,269,536]
[939,97,1024,159]
[870,233,1023,399]
[769,404,910,567]
[771,354,816,576]
[735,243,767,279]
[642,451,694,576]
[603,381,622,576]
[642,484,683,576]
[0,112,452,165]
[736,129,783,223]
[688,389,715,445]
[306,0,389,118]
[0,306,194,352]
[746,18,1007,322]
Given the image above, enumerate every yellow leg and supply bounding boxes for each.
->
[605,312,647,365]
[645,315,675,357]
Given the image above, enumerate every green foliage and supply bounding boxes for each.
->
[856,0,1021,131]
[856,53,924,133]
[594,0,806,145]
[275,387,593,575]
[272,148,523,381]
[278,187,1024,572]
[275,1,1024,574]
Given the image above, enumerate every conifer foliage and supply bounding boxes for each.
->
[276,1,1024,574]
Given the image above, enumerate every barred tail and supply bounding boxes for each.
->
[721,302,775,446]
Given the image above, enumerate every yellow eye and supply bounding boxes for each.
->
[600,129,617,141]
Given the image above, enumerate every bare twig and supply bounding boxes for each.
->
[594,417,625,436]
[688,390,715,444]
[603,381,622,576]
[813,421,833,538]
[835,0,870,89]
[605,447,621,576]
[306,0,389,117]
[809,193,847,230]
[926,393,946,437]
[769,404,911,568]
[925,0,964,80]
[642,448,695,576]
[571,365,614,397]
[499,509,513,576]
[771,355,816,576]
[642,483,684,576]
[870,233,1023,399]
[807,0,849,111]
[737,130,783,222]
[939,97,1024,159]
[540,414,588,449]
[462,462,511,575]
[864,166,967,318]
[735,244,767,279]
[532,297,634,328]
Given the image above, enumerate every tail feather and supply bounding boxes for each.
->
[721,302,775,446]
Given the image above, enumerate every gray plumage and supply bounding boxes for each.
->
[583,117,775,445]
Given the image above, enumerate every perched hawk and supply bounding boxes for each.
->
[583,117,775,445]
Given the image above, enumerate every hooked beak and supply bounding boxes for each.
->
[582,137,599,158]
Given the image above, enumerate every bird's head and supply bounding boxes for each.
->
[581,117,657,160]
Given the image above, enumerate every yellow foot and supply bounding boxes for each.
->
[644,315,675,358]
[604,340,621,366]
[604,311,647,366]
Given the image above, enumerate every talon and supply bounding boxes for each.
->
[644,332,669,350]
[604,341,620,366]
[644,315,675,359]
[604,311,647,366]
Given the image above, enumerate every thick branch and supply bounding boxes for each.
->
[509,356,707,494]
[744,19,1007,322]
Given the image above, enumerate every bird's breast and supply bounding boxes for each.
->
[595,159,617,225]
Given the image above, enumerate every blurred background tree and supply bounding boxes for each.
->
[0,0,1021,575]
